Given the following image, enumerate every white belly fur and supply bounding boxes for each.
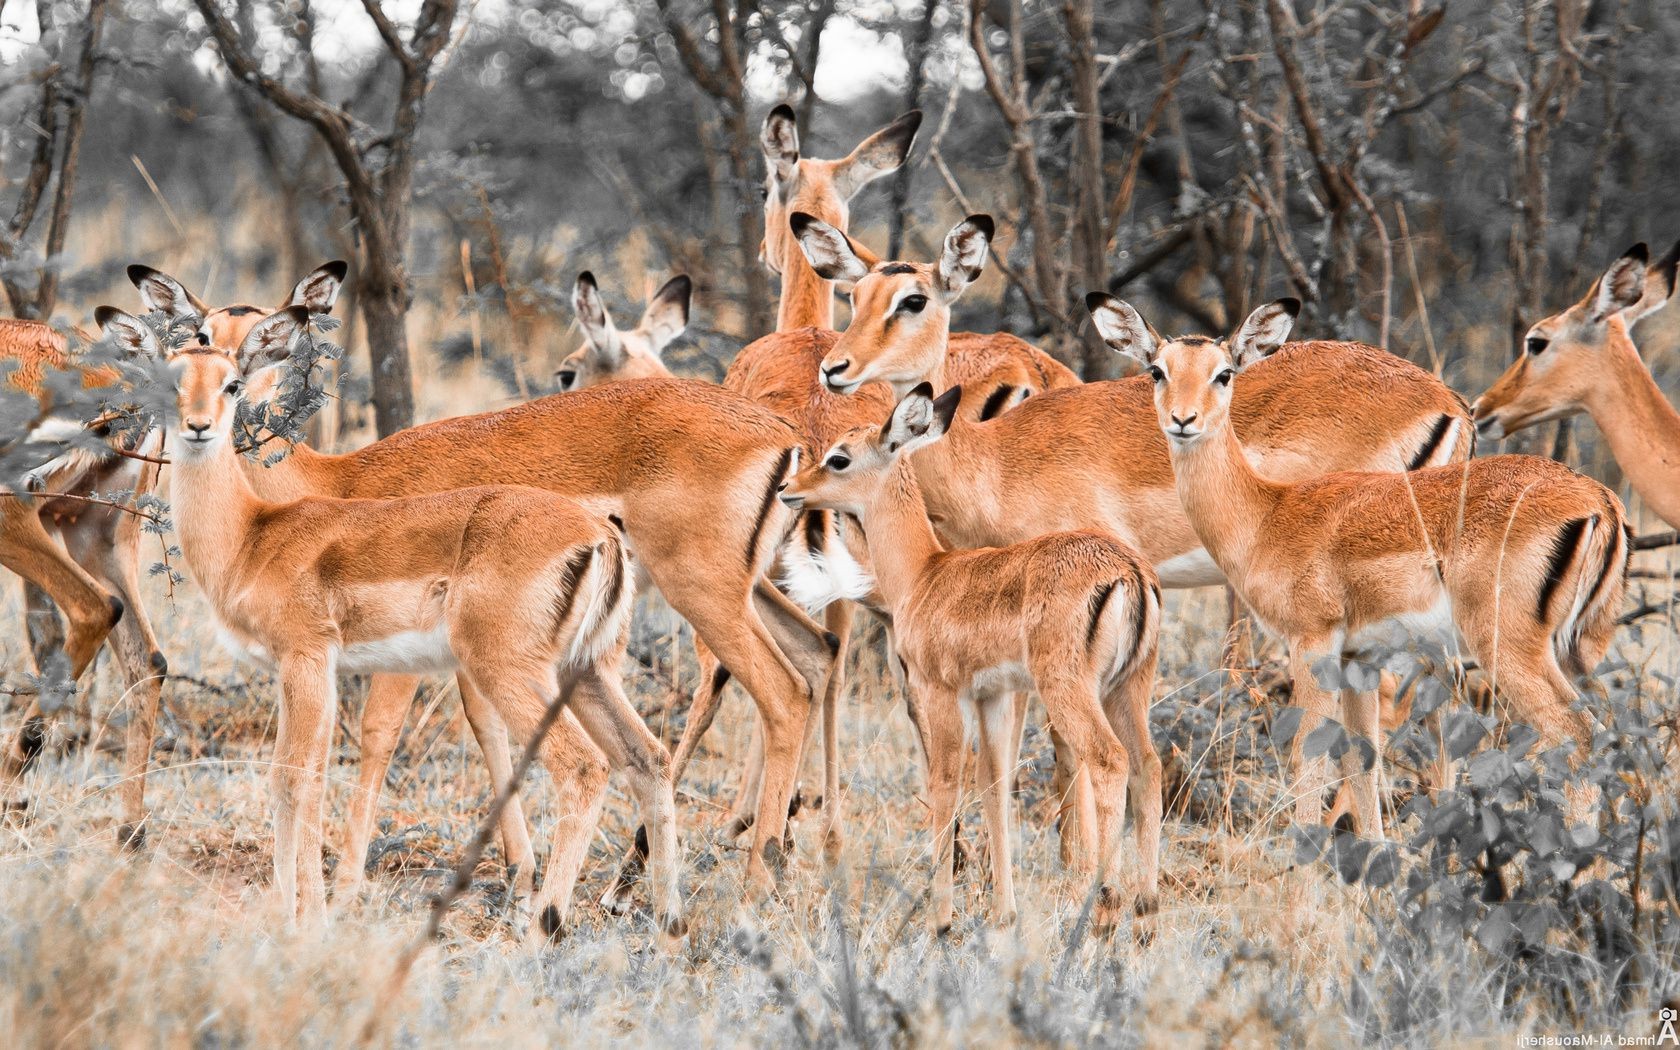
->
[1155,548,1228,589]
[340,625,458,674]
[1346,593,1457,652]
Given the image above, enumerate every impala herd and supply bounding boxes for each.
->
[0,106,1675,942]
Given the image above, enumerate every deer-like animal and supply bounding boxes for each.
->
[0,316,165,849]
[1088,294,1629,835]
[104,305,684,938]
[124,265,830,897]
[1473,241,1680,529]
[780,384,1162,932]
[554,271,692,392]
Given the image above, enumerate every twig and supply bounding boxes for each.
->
[1632,531,1680,552]
[0,489,164,525]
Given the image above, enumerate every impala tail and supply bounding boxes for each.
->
[562,523,637,667]
[1542,501,1631,677]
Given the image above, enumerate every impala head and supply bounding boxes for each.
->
[792,213,994,396]
[127,260,346,352]
[758,105,920,279]
[1472,241,1680,440]
[778,383,962,515]
[1088,294,1300,445]
[96,305,310,459]
[554,271,691,391]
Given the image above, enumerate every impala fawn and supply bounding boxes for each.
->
[123,264,830,897]
[1089,294,1629,836]
[0,315,166,849]
[101,304,684,938]
[780,384,1163,932]
[1474,241,1680,529]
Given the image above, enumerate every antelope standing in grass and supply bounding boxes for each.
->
[1088,295,1629,835]
[103,305,684,938]
[1473,241,1680,528]
[124,265,831,898]
[0,315,166,849]
[780,384,1161,932]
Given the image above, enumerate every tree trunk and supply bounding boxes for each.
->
[359,276,416,436]
[723,107,774,337]
[888,0,939,259]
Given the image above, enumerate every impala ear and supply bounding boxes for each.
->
[936,215,993,298]
[1628,238,1680,323]
[762,103,800,185]
[95,306,162,360]
[127,264,209,321]
[790,213,872,284]
[638,274,691,355]
[283,260,348,315]
[572,271,624,366]
[237,305,309,374]
[831,109,922,200]
[882,381,958,455]
[1231,298,1300,369]
[1085,293,1159,365]
[1592,243,1651,322]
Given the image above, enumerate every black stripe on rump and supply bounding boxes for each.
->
[804,509,828,554]
[1537,516,1590,623]
[551,545,596,636]
[1087,582,1115,649]
[745,447,796,571]
[1406,414,1453,471]
[978,384,1017,421]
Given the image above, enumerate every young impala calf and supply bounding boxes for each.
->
[104,305,684,939]
[780,385,1163,932]
[0,316,166,849]
[554,271,692,392]
[1088,295,1629,835]
[1473,241,1680,528]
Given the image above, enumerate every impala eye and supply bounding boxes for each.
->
[899,294,928,314]
[196,332,211,346]
[824,451,852,471]
[224,379,243,396]
[1147,365,1165,383]
[1526,336,1549,355]
[1214,369,1234,386]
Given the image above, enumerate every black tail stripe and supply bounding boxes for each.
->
[744,447,796,571]
[1121,581,1148,674]
[599,536,626,619]
[1087,582,1115,649]
[978,384,1017,421]
[1579,514,1619,618]
[1406,414,1453,471]
[1537,516,1590,623]
[551,546,595,636]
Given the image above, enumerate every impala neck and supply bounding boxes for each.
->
[1582,318,1680,528]
[1166,421,1284,583]
[237,435,345,502]
[778,253,835,331]
[855,458,943,616]
[168,433,263,601]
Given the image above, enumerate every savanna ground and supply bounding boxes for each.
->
[2,496,1678,1047]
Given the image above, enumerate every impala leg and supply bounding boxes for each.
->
[1286,638,1341,829]
[975,690,1017,927]
[1103,648,1162,916]
[458,675,536,897]
[1037,670,1130,935]
[1340,686,1385,839]
[565,668,685,940]
[907,676,964,935]
[335,673,418,899]
[818,599,852,865]
[272,651,334,924]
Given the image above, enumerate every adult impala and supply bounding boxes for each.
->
[125,264,830,895]
[1090,294,1628,834]
[780,384,1162,932]
[1473,241,1680,528]
[105,305,683,938]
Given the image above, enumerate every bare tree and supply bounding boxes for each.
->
[1,0,108,320]
[192,0,462,436]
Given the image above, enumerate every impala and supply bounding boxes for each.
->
[554,271,691,392]
[125,265,831,896]
[780,384,1161,931]
[1089,295,1628,834]
[1472,241,1680,528]
[0,315,165,849]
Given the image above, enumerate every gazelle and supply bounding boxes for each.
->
[0,316,166,850]
[553,271,692,392]
[103,304,684,938]
[1088,294,1629,835]
[1473,241,1680,528]
[124,265,831,895]
[780,384,1162,931]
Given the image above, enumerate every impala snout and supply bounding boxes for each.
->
[1471,400,1507,440]
[821,359,861,394]
[777,479,805,508]
[1167,411,1202,440]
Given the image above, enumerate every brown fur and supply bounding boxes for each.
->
[1473,241,1680,528]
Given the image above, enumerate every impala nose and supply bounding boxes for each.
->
[184,421,212,442]
[821,361,852,391]
[1170,412,1197,429]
